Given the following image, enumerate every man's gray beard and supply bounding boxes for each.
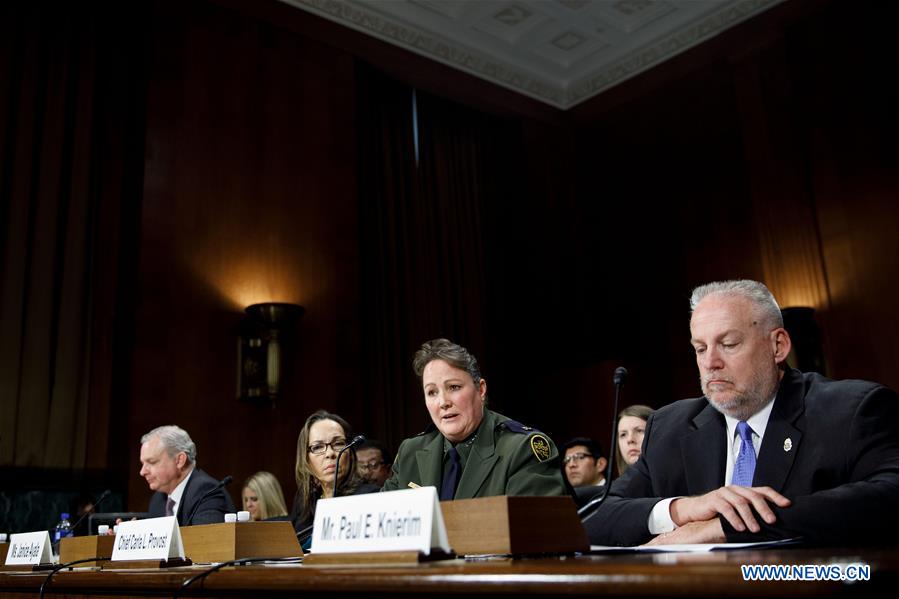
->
[706,390,770,421]
[702,372,778,421]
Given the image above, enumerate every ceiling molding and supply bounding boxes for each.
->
[283,0,784,110]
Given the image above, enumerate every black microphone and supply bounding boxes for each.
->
[334,435,366,497]
[185,475,233,525]
[70,489,111,536]
[579,367,627,520]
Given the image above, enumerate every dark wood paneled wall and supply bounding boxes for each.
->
[7,0,895,511]
[561,0,899,447]
[126,0,362,509]
[127,0,899,508]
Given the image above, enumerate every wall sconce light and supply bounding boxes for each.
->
[781,307,826,375]
[237,302,305,403]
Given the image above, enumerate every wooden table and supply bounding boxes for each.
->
[2,546,895,597]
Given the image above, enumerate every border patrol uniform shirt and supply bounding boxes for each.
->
[382,409,567,498]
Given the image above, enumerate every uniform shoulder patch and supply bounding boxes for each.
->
[529,434,552,462]
[502,419,537,434]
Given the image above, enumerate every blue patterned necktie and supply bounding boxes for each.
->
[165,497,175,517]
[732,421,757,487]
[440,447,461,501]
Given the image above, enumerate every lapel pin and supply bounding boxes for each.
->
[783,438,793,452]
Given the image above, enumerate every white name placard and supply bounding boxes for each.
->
[111,516,184,562]
[311,487,450,555]
[5,531,53,565]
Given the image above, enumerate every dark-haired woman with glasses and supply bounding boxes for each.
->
[289,410,378,547]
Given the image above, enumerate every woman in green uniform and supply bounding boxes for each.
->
[382,338,567,500]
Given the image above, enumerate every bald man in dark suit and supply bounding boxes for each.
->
[585,280,899,546]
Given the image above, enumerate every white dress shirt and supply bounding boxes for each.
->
[647,397,776,535]
[166,468,194,518]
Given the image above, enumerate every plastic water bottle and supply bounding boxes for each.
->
[52,512,73,555]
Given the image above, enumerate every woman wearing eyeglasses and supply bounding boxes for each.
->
[289,410,378,546]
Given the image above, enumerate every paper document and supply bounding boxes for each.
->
[588,538,801,553]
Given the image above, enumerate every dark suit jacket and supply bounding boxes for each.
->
[148,468,235,526]
[585,369,899,546]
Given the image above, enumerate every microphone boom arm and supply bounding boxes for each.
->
[579,367,627,520]
[333,435,366,498]
[185,475,233,525]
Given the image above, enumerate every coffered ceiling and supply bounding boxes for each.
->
[282,0,784,109]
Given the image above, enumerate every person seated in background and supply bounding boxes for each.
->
[584,279,899,546]
[383,338,567,499]
[290,411,378,547]
[615,405,653,478]
[242,471,289,521]
[562,437,607,488]
[70,492,96,536]
[140,425,235,526]
[356,439,392,488]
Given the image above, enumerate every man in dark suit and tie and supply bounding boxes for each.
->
[140,425,235,525]
[585,280,899,546]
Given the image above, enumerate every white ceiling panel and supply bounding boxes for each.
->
[281,0,784,109]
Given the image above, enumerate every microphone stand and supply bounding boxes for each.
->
[579,367,627,521]
[184,474,233,525]
[70,489,111,536]
[333,435,366,498]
